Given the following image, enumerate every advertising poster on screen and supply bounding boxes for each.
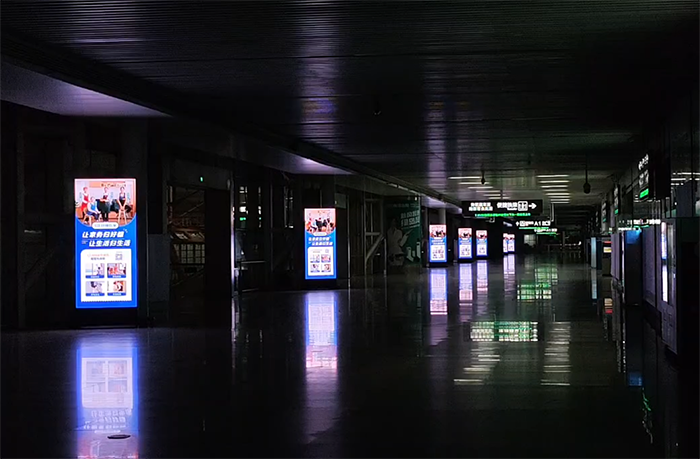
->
[385,199,422,267]
[458,228,473,259]
[429,224,447,263]
[304,208,337,280]
[74,179,137,309]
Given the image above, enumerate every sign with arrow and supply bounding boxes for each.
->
[462,200,544,218]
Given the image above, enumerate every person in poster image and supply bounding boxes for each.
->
[387,218,410,267]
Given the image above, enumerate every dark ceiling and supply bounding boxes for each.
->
[2,1,698,212]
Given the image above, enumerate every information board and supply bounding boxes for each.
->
[304,208,337,280]
[476,230,488,257]
[429,224,448,262]
[506,233,515,253]
[462,199,543,218]
[457,227,473,260]
[75,179,137,309]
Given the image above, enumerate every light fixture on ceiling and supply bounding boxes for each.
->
[540,185,569,188]
[469,186,493,190]
[537,174,569,178]
[539,180,570,184]
[583,152,591,194]
[449,176,481,180]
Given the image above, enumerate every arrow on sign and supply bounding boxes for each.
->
[529,203,537,209]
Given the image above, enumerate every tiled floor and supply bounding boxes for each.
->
[2,256,672,457]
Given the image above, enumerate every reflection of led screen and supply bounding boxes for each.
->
[457,227,472,259]
[429,224,448,262]
[77,340,138,459]
[306,293,338,369]
[459,264,473,302]
[476,261,488,293]
[469,321,538,342]
[430,269,448,315]
[476,230,488,256]
[503,254,515,277]
[517,282,552,300]
[604,298,613,314]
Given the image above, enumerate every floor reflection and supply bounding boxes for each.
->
[76,333,138,459]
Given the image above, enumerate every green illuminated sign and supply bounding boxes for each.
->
[639,188,649,199]
[614,209,619,215]
[475,212,531,218]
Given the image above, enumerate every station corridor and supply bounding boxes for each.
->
[2,255,672,458]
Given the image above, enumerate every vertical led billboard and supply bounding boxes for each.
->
[304,208,337,280]
[75,179,137,309]
[458,228,472,260]
[476,230,488,257]
[506,233,515,253]
[429,224,447,263]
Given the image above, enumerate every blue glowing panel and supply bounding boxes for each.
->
[75,179,137,309]
[304,208,337,280]
[476,230,488,257]
[507,233,515,253]
[458,227,472,259]
[429,224,447,262]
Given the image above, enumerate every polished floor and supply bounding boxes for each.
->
[1,256,680,457]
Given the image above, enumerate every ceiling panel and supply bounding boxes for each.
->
[2,0,697,216]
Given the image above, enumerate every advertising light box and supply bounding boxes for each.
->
[429,224,447,263]
[476,230,488,257]
[506,233,515,253]
[462,199,543,218]
[458,227,472,260]
[75,179,137,309]
[304,208,337,280]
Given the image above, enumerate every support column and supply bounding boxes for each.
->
[437,208,447,225]
[1,103,23,329]
[121,120,149,325]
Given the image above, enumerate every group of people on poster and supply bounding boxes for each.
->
[76,181,134,224]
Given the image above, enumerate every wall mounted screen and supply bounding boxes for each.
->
[458,228,472,259]
[429,224,447,262]
[304,208,337,280]
[75,179,137,309]
[476,230,488,257]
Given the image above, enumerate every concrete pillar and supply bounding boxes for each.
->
[121,120,149,325]
[437,208,447,224]
[1,103,23,329]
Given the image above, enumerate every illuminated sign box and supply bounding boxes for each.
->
[75,179,137,309]
[462,199,543,218]
[506,233,515,253]
[429,224,447,263]
[457,227,472,260]
[304,208,337,280]
[476,230,488,257]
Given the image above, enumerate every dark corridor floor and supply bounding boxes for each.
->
[2,256,678,458]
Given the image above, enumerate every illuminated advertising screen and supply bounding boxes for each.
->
[502,234,509,254]
[429,224,447,263]
[506,233,515,253]
[305,292,338,369]
[457,227,472,259]
[75,179,137,309]
[76,339,138,459]
[304,208,337,280]
[476,230,488,257]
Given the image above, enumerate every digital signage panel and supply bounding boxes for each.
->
[429,224,447,263]
[75,179,137,309]
[476,230,488,257]
[506,233,515,253]
[304,208,337,280]
[462,199,543,218]
[457,227,473,260]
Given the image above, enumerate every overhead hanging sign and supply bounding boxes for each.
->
[75,178,138,309]
[516,219,551,228]
[462,200,543,218]
[457,227,473,260]
[429,224,447,263]
[304,208,337,280]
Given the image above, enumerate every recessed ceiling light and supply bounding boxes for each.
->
[469,186,493,189]
[537,174,569,178]
[545,192,571,195]
[459,182,485,185]
[539,180,570,183]
[449,176,481,180]
[540,185,568,188]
